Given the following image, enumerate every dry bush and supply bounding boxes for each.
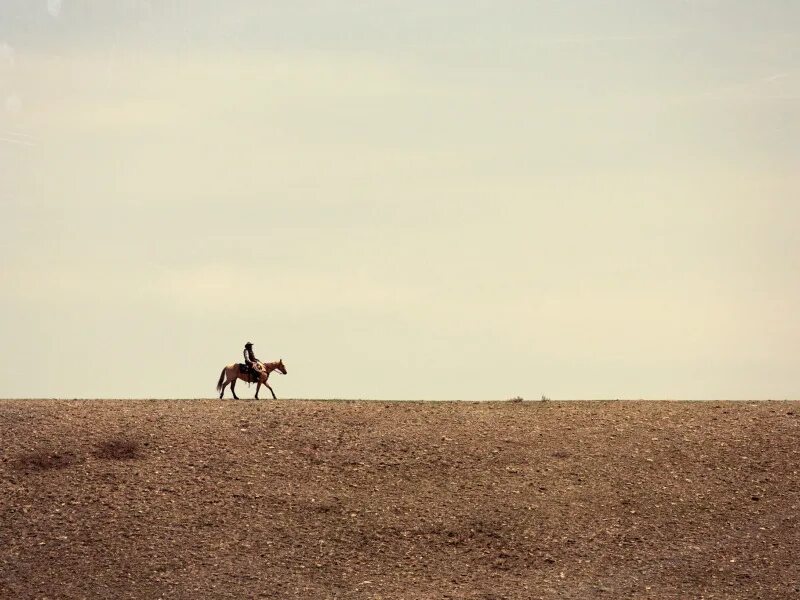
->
[94,438,142,460]
[13,449,83,472]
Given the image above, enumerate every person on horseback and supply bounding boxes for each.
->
[243,342,262,381]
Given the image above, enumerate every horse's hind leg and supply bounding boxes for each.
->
[255,382,260,400]
[219,378,229,399]
[231,379,240,400]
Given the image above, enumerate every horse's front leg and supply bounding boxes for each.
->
[265,382,277,400]
[255,381,260,399]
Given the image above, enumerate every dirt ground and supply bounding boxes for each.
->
[1,399,798,599]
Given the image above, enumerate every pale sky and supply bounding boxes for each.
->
[1,1,798,399]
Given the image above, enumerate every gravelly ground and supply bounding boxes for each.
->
[1,399,799,599]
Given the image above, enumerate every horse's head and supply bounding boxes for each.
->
[277,359,287,375]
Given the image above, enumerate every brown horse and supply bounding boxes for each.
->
[216,359,287,400]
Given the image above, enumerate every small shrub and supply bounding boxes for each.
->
[541,395,550,402]
[95,438,142,460]
[509,396,524,403]
[13,449,82,471]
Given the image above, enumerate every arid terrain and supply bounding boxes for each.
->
[1,399,798,599]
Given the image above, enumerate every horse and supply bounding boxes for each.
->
[216,359,287,400]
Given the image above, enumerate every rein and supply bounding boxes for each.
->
[258,361,285,375]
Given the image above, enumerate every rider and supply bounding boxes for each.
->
[243,342,262,380]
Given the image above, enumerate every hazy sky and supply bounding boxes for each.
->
[1,1,798,399]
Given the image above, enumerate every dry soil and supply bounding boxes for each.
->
[1,399,799,599]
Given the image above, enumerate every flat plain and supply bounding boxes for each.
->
[1,399,798,599]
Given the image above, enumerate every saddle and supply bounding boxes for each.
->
[238,363,255,375]
[238,363,262,378]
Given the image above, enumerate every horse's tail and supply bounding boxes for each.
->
[216,367,226,392]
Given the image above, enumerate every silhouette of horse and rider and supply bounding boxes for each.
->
[216,342,287,400]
